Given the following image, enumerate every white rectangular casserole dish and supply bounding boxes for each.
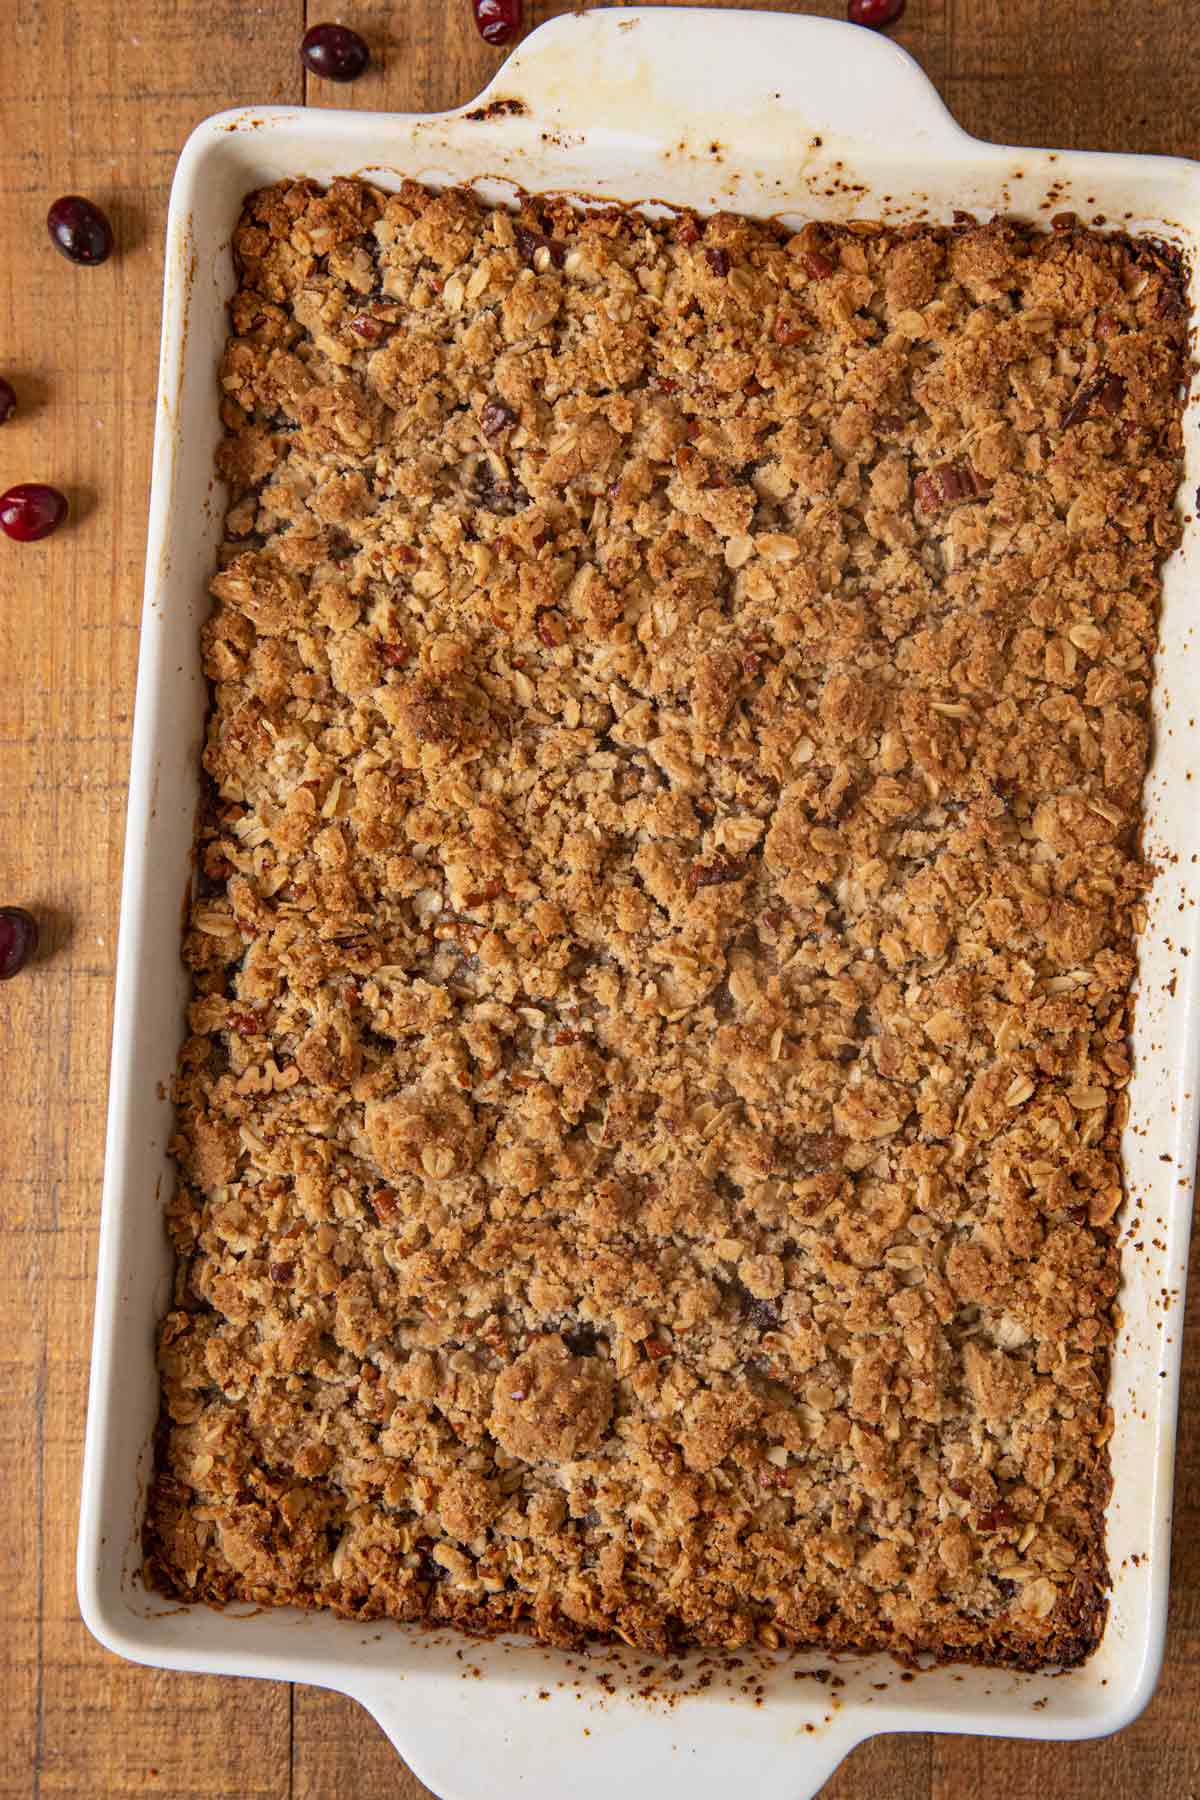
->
[78,11,1200,1797]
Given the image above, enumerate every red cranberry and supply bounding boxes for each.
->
[47,196,114,266]
[300,22,371,80]
[472,0,523,47]
[0,378,15,425]
[0,483,68,542]
[848,0,905,25]
[0,908,39,979]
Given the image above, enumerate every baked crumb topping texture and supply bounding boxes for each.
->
[144,176,1188,1668]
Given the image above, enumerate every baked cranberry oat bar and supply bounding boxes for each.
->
[144,176,1189,1669]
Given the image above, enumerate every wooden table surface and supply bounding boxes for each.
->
[3,0,1200,1794]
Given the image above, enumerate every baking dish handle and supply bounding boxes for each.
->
[353,1674,867,1800]
[462,5,967,158]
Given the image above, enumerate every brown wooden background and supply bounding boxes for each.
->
[2,1,1199,1794]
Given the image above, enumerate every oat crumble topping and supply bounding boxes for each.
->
[143,176,1189,1667]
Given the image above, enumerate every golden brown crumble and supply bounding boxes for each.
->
[143,176,1189,1669]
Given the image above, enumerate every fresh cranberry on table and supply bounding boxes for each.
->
[472,0,523,47]
[300,22,371,80]
[0,378,15,425]
[47,195,114,266]
[0,908,39,980]
[848,0,906,26]
[0,483,68,542]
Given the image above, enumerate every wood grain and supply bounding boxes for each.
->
[1,2,1198,1796]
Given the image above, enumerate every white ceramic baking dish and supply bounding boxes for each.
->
[78,10,1200,1796]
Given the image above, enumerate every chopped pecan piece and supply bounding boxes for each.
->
[915,460,989,512]
[936,463,973,502]
[1062,371,1125,428]
[369,1186,399,1222]
[772,312,808,345]
[463,878,504,907]
[913,471,941,512]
